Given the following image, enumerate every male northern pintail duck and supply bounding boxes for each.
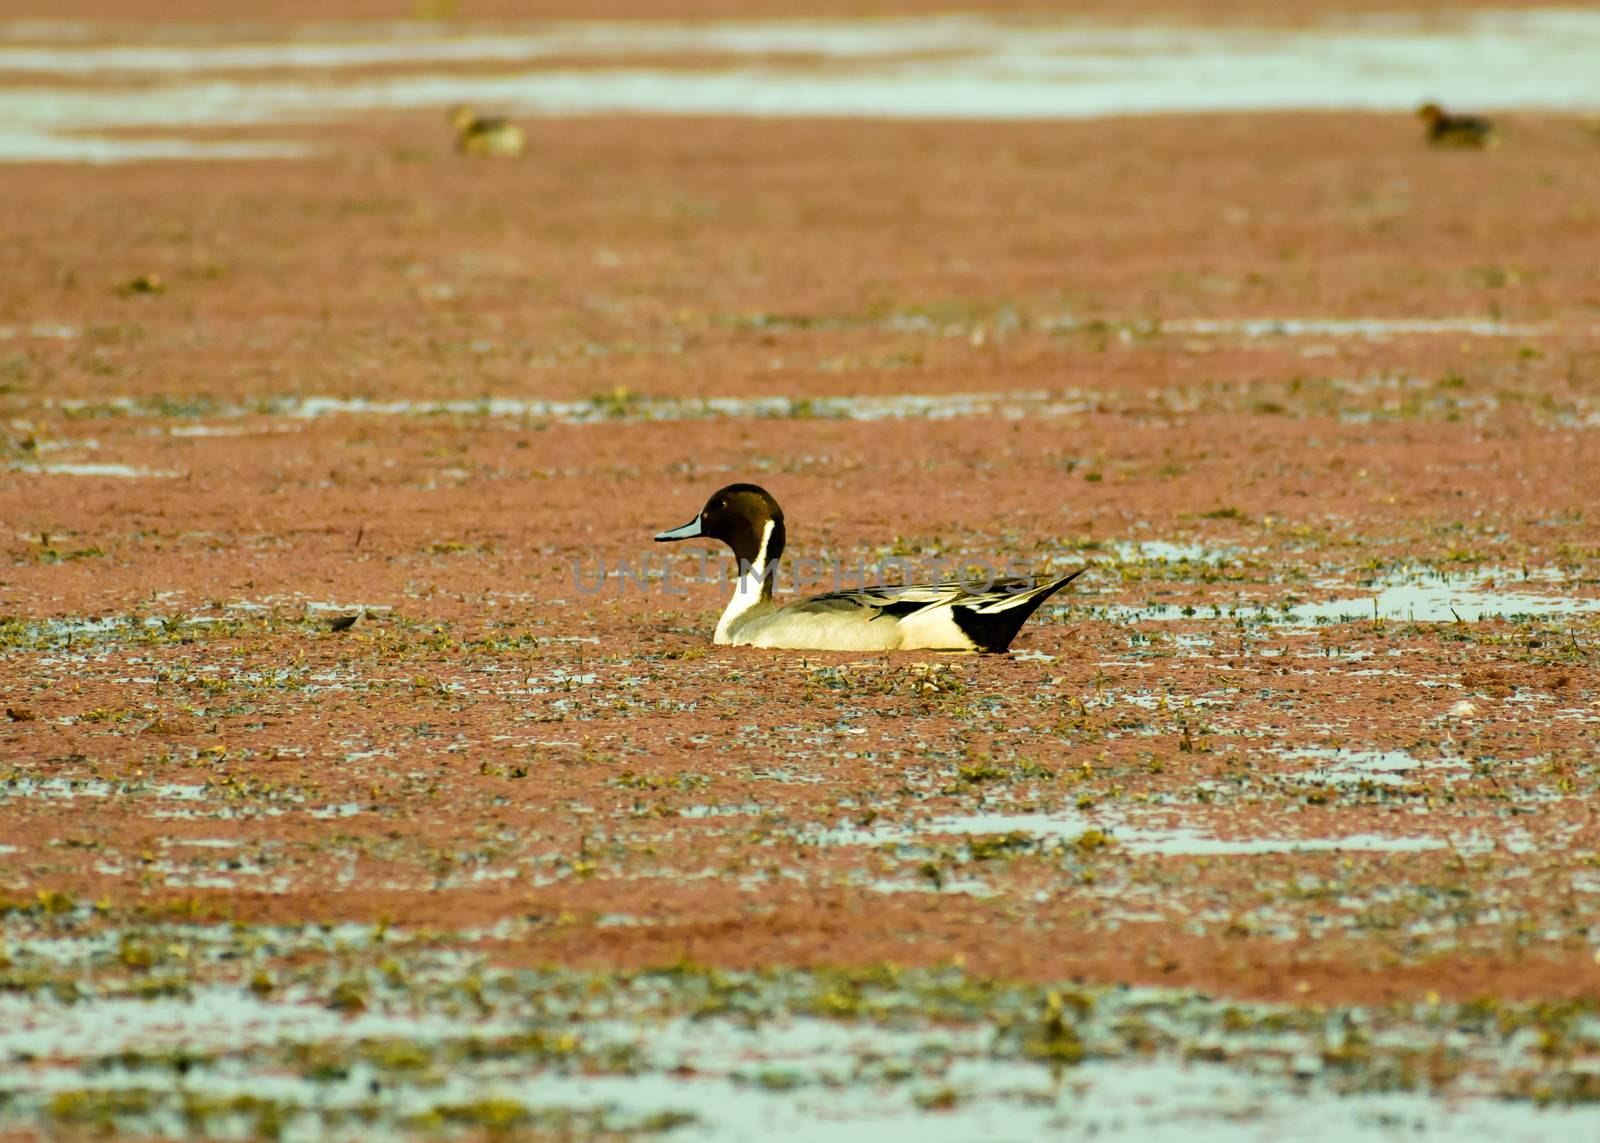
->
[1416,102,1500,150]
[655,483,1085,652]
[448,105,527,157]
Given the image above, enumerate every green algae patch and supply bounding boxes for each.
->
[48,1088,160,1128]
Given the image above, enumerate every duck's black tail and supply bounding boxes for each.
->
[951,567,1087,653]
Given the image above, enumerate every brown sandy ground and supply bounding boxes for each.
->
[4,114,1598,405]
[3,105,1599,1000]
[1,108,1599,1135]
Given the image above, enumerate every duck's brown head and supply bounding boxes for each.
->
[655,483,787,570]
[1416,102,1446,126]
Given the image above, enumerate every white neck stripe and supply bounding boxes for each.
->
[715,518,776,642]
[741,518,777,589]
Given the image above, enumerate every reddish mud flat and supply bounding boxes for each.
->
[3,9,1600,1138]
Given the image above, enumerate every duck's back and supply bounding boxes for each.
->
[1430,115,1498,148]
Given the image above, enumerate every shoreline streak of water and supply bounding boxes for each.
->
[3,10,1599,161]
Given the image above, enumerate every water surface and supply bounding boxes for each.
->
[3,10,1598,161]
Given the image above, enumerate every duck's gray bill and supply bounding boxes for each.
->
[654,517,704,542]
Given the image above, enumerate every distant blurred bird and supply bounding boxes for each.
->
[1416,102,1500,149]
[448,105,526,157]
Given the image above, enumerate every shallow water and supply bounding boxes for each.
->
[1283,747,1425,786]
[54,389,1100,426]
[1,982,1594,1140]
[911,810,1449,857]
[0,777,209,803]
[4,314,1555,340]
[3,10,1599,161]
[283,390,1095,423]
[0,978,1574,1137]
[0,322,77,339]
[1105,563,1600,626]
[0,987,516,1061]
[1287,570,1600,625]
[1109,539,1249,564]
[44,367,1600,436]
[7,459,183,478]
[1160,316,1550,339]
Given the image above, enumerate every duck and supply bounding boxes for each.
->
[448,105,526,157]
[654,483,1085,652]
[1416,102,1500,150]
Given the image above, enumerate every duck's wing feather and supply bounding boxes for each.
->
[791,572,1081,621]
[780,585,944,620]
